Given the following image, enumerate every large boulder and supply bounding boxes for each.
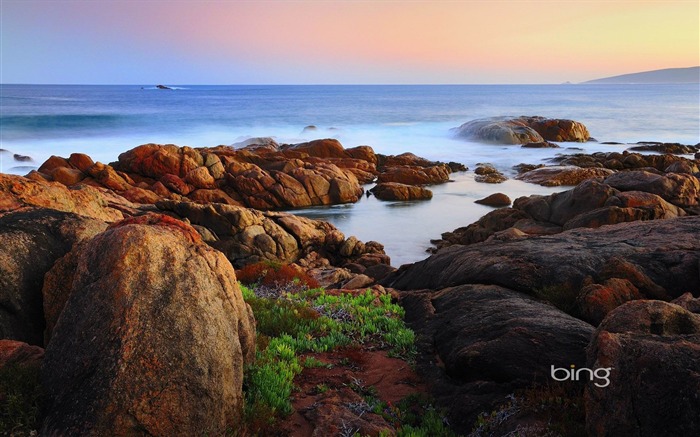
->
[41,214,256,436]
[585,300,700,436]
[402,284,593,432]
[387,216,700,303]
[0,339,44,370]
[452,116,590,144]
[604,170,700,208]
[0,209,107,345]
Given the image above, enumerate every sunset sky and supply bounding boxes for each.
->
[1,0,698,84]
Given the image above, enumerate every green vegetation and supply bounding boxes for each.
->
[0,364,42,435]
[240,277,426,434]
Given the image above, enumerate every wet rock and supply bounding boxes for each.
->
[13,154,33,162]
[474,165,507,183]
[377,164,451,185]
[402,284,593,432]
[41,214,256,436]
[516,166,614,187]
[475,192,511,207]
[453,116,589,144]
[0,209,107,345]
[522,141,560,148]
[628,142,699,154]
[371,182,433,201]
[585,300,700,437]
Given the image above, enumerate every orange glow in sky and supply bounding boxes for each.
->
[1,0,698,84]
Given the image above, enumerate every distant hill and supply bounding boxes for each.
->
[584,67,699,84]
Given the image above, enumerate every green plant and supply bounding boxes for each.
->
[0,364,42,435]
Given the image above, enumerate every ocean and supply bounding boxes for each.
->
[1,84,698,265]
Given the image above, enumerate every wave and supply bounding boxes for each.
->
[0,114,125,130]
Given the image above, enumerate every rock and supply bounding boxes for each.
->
[13,154,33,162]
[187,188,241,206]
[387,216,700,302]
[576,278,642,325]
[522,141,560,148]
[0,209,107,345]
[370,182,433,201]
[341,274,375,290]
[68,153,95,172]
[516,166,614,187]
[474,165,507,183]
[665,160,699,174]
[51,166,86,185]
[671,292,700,314]
[452,117,544,144]
[604,170,700,207]
[363,263,397,282]
[628,142,699,154]
[0,174,133,222]
[41,214,256,436]
[475,192,511,207]
[156,84,172,90]
[524,116,590,142]
[302,125,318,132]
[453,116,589,144]
[585,300,700,437]
[184,166,216,189]
[154,200,389,270]
[377,164,451,185]
[553,150,696,173]
[0,339,44,370]
[401,284,593,433]
[120,186,161,204]
[430,207,530,250]
[114,143,203,179]
[287,138,348,159]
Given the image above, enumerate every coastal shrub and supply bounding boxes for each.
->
[241,284,418,433]
[0,364,42,435]
[236,260,319,291]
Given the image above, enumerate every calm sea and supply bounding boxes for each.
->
[1,84,698,265]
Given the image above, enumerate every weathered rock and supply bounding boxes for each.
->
[51,166,86,185]
[474,165,507,183]
[377,164,451,185]
[155,200,389,269]
[41,214,256,436]
[402,284,593,433]
[388,216,700,302]
[0,173,130,222]
[522,141,560,148]
[585,300,700,437]
[475,192,511,207]
[628,142,699,154]
[576,278,642,325]
[0,209,107,345]
[553,150,697,173]
[516,166,614,187]
[114,143,203,179]
[430,207,531,250]
[0,339,44,370]
[671,292,700,314]
[604,170,700,207]
[371,182,433,201]
[453,116,589,144]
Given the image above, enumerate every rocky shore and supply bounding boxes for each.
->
[1,116,699,436]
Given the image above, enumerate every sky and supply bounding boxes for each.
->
[1,0,698,84]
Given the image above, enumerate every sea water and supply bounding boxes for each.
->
[1,84,698,265]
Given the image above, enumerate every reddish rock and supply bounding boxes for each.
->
[577,278,642,325]
[115,143,203,179]
[85,162,131,191]
[187,188,241,206]
[474,165,508,184]
[371,182,433,201]
[516,166,614,187]
[51,166,85,185]
[287,138,348,159]
[41,215,256,436]
[604,170,700,207]
[475,192,511,207]
[0,339,44,369]
[67,153,95,172]
[585,300,700,437]
[185,166,217,189]
[160,173,193,195]
[346,145,377,165]
[37,155,71,174]
[120,186,161,204]
[378,164,451,185]
[0,173,128,222]
[524,116,590,142]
